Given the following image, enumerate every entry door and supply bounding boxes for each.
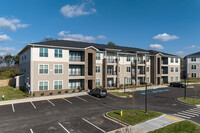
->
[88,80,92,90]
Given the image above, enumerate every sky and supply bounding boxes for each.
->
[0,0,200,57]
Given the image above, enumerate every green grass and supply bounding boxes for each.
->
[178,97,200,105]
[181,79,200,83]
[110,92,130,97]
[107,110,162,125]
[0,86,29,101]
[149,120,200,133]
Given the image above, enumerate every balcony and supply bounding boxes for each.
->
[107,71,117,75]
[162,70,168,74]
[69,56,81,62]
[162,57,168,65]
[107,59,117,63]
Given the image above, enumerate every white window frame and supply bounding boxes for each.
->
[96,53,101,60]
[96,65,101,73]
[175,67,178,72]
[95,78,101,86]
[54,49,63,58]
[126,56,131,62]
[171,77,174,82]
[38,64,49,74]
[54,64,63,74]
[191,65,196,70]
[171,58,174,63]
[39,48,48,57]
[53,80,63,90]
[126,67,131,72]
[171,67,174,72]
[175,76,178,81]
[38,81,49,91]
[191,73,197,78]
[147,67,149,72]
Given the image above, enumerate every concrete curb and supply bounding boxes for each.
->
[109,93,132,99]
[103,112,130,127]
[175,98,199,107]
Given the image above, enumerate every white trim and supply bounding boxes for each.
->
[85,46,99,51]
[38,80,49,91]
[53,64,64,75]
[95,78,101,86]
[38,64,49,75]
[96,65,101,73]
[54,49,63,58]
[53,80,63,90]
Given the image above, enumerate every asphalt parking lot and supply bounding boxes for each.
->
[0,86,199,133]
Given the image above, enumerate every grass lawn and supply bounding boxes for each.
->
[110,92,131,97]
[178,97,200,105]
[107,110,162,125]
[150,120,200,133]
[0,86,29,101]
[181,79,200,83]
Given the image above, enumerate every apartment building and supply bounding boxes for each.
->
[18,40,180,94]
[184,52,200,78]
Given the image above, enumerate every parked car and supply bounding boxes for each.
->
[90,88,107,97]
[170,82,186,88]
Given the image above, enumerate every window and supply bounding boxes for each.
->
[146,56,150,62]
[69,81,81,89]
[96,66,100,73]
[39,81,48,91]
[96,53,100,60]
[171,58,174,63]
[96,79,100,86]
[191,57,196,61]
[126,56,131,62]
[147,67,149,72]
[54,65,63,74]
[175,58,178,63]
[175,67,178,72]
[39,48,48,57]
[171,67,174,72]
[171,77,174,82]
[69,67,81,76]
[39,65,48,74]
[126,77,131,84]
[191,73,196,78]
[54,80,63,90]
[175,76,178,81]
[146,77,150,83]
[126,67,131,72]
[191,65,196,69]
[54,49,62,58]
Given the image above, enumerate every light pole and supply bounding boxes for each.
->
[145,80,148,114]
[124,77,126,94]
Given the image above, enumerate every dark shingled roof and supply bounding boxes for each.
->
[32,40,148,54]
[148,50,179,57]
[185,52,200,58]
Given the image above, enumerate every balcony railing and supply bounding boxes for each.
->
[107,71,117,75]
[137,71,145,75]
[107,59,117,63]
[69,73,83,76]
[138,61,145,64]
[69,56,82,62]
[162,70,168,74]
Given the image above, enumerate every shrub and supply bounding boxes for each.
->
[40,93,44,96]
[72,90,75,93]
[58,91,61,94]
[65,90,68,93]
[33,92,35,97]
[49,92,53,95]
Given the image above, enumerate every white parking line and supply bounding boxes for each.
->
[30,129,34,133]
[88,94,100,100]
[181,111,199,116]
[173,114,191,119]
[47,99,55,106]
[107,96,114,100]
[12,104,15,112]
[76,96,87,102]
[58,122,70,133]
[30,102,36,109]
[82,118,106,133]
[62,98,72,104]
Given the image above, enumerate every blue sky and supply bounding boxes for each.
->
[0,0,200,57]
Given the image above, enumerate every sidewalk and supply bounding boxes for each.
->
[108,114,184,133]
[0,85,168,106]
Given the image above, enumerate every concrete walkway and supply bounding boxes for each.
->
[108,114,184,133]
[0,85,168,106]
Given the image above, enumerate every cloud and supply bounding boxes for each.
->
[0,17,29,31]
[184,45,200,49]
[0,34,11,42]
[148,44,164,50]
[58,31,106,42]
[60,2,96,18]
[174,51,184,55]
[153,33,179,41]
[0,47,15,52]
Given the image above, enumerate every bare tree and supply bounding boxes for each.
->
[3,54,14,68]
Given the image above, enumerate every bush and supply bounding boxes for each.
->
[33,93,35,97]
[65,90,68,93]
[40,93,44,96]
[58,91,61,94]
[49,92,53,95]
[72,90,75,93]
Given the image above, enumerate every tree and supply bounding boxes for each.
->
[108,41,117,46]
[180,58,184,70]
[0,56,4,65]
[3,54,14,68]
[13,55,19,65]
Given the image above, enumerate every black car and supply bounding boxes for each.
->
[90,88,107,97]
[170,82,186,88]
